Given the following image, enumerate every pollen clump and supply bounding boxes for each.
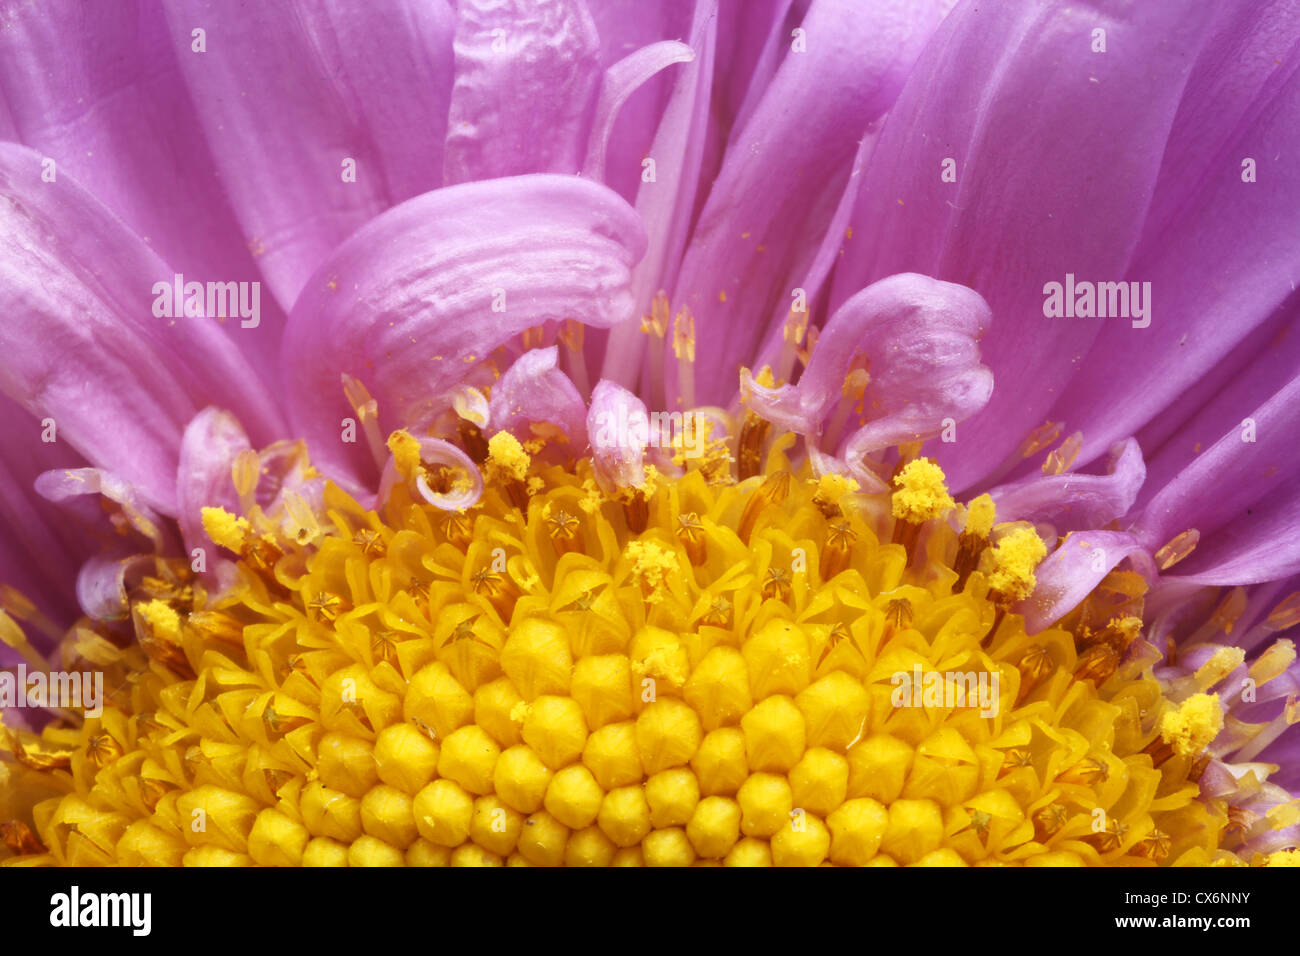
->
[0,409,1262,868]
[1158,693,1224,758]
[201,506,251,552]
[986,526,1048,601]
[891,459,955,523]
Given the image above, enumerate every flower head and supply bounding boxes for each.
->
[2,0,1300,868]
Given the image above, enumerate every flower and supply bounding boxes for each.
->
[1,0,1299,867]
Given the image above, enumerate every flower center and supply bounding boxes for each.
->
[0,420,1276,867]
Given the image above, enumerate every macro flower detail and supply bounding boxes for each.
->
[2,0,1300,871]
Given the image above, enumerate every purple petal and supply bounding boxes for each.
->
[177,408,251,576]
[742,274,992,488]
[444,0,601,184]
[281,174,647,492]
[587,379,649,492]
[990,439,1146,535]
[599,0,719,389]
[1043,42,1300,468]
[586,0,696,203]
[829,0,1222,490]
[165,0,455,309]
[0,1,287,386]
[583,40,695,182]
[1131,372,1300,563]
[0,144,283,514]
[1020,531,1158,634]
[489,347,589,449]
[674,0,943,405]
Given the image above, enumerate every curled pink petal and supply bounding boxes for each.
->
[989,439,1146,535]
[282,173,646,492]
[587,379,650,492]
[378,437,483,513]
[177,408,251,577]
[583,40,695,182]
[445,0,601,184]
[489,347,589,449]
[35,467,169,554]
[744,273,992,478]
[75,552,154,622]
[1019,531,1159,635]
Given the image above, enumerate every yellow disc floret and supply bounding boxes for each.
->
[0,413,1267,869]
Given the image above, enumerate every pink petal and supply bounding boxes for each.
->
[583,40,696,183]
[0,144,283,515]
[1019,531,1158,635]
[165,0,456,310]
[672,0,944,405]
[829,0,1223,490]
[177,408,251,579]
[281,174,647,492]
[0,1,287,386]
[444,0,601,184]
[587,379,649,492]
[742,274,992,488]
[489,347,589,449]
[600,0,719,389]
[989,439,1146,535]
[1044,50,1300,468]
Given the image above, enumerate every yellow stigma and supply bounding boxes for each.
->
[1159,693,1224,758]
[201,506,251,552]
[891,459,955,524]
[486,430,530,483]
[0,411,1265,868]
[986,527,1048,602]
[963,494,995,538]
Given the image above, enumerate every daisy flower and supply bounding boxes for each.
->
[1,0,1298,868]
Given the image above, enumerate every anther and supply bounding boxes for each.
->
[675,512,707,566]
[1154,529,1199,570]
[736,413,771,481]
[820,520,856,582]
[1032,803,1067,841]
[738,470,790,544]
[544,507,584,556]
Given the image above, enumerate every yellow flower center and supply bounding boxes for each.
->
[0,424,1286,868]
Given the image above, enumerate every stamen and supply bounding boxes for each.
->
[544,506,584,556]
[820,519,856,581]
[672,305,697,411]
[738,471,791,544]
[1154,529,1199,570]
[342,373,390,469]
[675,512,707,566]
[559,319,590,397]
[736,412,771,481]
[1041,431,1082,475]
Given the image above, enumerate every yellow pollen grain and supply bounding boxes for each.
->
[963,494,995,538]
[816,473,859,501]
[509,701,532,723]
[625,540,679,603]
[890,459,955,524]
[1263,849,1300,867]
[201,506,251,552]
[487,431,530,482]
[986,527,1048,602]
[387,429,423,479]
[136,599,181,643]
[1159,693,1224,758]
